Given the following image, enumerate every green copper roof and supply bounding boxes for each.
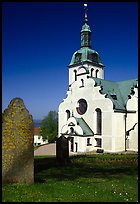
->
[69,47,103,67]
[81,22,91,32]
[75,117,94,136]
[81,6,91,33]
[89,77,138,111]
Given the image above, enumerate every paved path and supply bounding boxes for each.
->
[34,143,137,156]
[34,143,56,156]
[34,143,78,156]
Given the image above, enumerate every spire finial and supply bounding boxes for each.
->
[84,3,88,24]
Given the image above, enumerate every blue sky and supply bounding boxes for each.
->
[2,2,138,120]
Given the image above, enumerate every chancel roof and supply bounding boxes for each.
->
[90,77,138,112]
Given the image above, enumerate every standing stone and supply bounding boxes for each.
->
[56,135,69,165]
[2,97,34,183]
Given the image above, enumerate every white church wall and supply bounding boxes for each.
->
[69,63,104,86]
[69,65,79,85]
[86,144,94,152]
[102,112,113,135]
[74,136,85,152]
[128,124,138,151]
[101,111,114,152]
[58,96,73,136]
[102,136,112,152]
[102,112,125,153]
[126,90,138,129]
[127,86,138,110]
[126,112,138,152]
[126,87,138,151]
[113,113,125,152]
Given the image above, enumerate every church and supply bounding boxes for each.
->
[58,4,138,153]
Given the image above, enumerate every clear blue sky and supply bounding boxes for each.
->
[2,2,138,120]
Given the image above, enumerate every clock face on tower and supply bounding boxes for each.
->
[76,99,87,115]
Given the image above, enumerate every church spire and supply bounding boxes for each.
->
[69,3,104,69]
[81,3,92,48]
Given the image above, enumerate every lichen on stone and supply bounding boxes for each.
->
[2,97,34,183]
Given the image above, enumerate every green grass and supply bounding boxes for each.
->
[2,153,138,202]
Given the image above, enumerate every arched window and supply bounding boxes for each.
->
[75,53,81,63]
[91,68,94,77]
[70,127,74,135]
[92,53,99,63]
[74,70,77,81]
[66,110,70,120]
[96,108,102,135]
[95,69,99,78]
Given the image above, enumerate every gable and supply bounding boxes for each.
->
[89,77,138,112]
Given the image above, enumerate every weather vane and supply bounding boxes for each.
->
[84,3,88,9]
[84,2,88,12]
[84,2,88,23]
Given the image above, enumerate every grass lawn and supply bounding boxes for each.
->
[2,153,138,202]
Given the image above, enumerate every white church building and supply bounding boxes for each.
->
[58,4,138,153]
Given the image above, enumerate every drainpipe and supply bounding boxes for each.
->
[124,111,127,152]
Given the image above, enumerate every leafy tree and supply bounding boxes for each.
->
[39,111,58,143]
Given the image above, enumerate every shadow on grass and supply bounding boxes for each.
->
[34,155,138,183]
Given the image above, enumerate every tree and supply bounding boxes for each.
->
[39,111,58,143]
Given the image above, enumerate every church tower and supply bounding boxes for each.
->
[68,3,104,86]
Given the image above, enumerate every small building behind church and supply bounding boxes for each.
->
[58,4,138,154]
[34,127,48,146]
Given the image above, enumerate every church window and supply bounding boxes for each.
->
[74,70,77,81]
[66,110,70,120]
[70,127,74,135]
[96,108,102,135]
[75,142,78,152]
[95,70,99,78]
[76,99,87,115]
[92,53,98,63]
[87,138,92,146]
[75,53,81,63]
[91,68,94,77]
[95,138,102,147]
[80,79,84,87]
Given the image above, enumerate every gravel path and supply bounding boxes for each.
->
[34,143,56,156]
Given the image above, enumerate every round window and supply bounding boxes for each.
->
[76,99,87,115]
